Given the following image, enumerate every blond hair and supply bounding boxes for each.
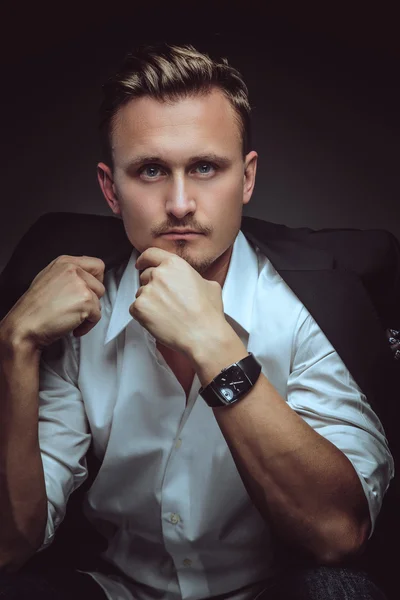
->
[100,43,251,164]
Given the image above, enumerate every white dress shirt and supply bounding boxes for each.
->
[38,230,394,600]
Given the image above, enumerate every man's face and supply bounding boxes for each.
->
[98,88,257,283]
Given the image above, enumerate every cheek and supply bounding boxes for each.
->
[212,171,244,198]
[208,178,244,215]
[113,188,154,241]
[115,181,151,218]
[121,204,159,238]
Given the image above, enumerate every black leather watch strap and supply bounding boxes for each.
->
[199,352,262,407]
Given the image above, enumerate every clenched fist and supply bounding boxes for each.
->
[1,255,105,350]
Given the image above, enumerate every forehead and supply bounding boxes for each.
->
[111,89,242,163]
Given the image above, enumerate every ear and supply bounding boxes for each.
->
[242,151,258,206]
[97,162,121,216]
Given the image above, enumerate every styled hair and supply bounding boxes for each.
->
[99,43,252,165]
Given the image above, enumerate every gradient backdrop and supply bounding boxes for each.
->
[1,4,399,274]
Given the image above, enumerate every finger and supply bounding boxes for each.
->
[134,286,144,299]
[73,289,102,337]
[75,267,106,299]
[135,247,172,270]
[57,255,106,283]
[139,266,156,286]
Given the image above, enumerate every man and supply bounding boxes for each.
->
[0,43,393,599]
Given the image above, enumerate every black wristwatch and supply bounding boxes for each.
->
[199,352,262,407]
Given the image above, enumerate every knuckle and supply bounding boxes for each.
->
[64,263,79,276]
[81,289,93,304]
[56,254,74,265]
[131,297,140,311]
[157,264,170,279]
[165,256,176,267]
[80,309,90,321]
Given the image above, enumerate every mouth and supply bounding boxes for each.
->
[161,232,203,239]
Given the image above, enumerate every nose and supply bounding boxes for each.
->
[165,174,196,218]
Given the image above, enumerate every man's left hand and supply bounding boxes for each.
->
[130,247,227,356]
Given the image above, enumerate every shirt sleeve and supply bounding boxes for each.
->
[37,333,91,551]
[287,308,395,537]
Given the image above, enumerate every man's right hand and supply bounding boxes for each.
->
[1,255,106,350]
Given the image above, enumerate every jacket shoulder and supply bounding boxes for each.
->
[303,227,399,278]
[304,227,400,330]
[241,217,400,329]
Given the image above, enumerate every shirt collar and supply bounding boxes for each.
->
[104,250,140,345]
[104,230,260,345]
[220,229,259,336]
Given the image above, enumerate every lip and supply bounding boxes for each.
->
[161,232,203,239]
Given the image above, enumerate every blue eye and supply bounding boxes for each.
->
[138,162,217,180]
[141,165,161,178]
[196,163,215,175]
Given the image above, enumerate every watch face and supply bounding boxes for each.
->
[216,365,249,403]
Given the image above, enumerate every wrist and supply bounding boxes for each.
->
[185,321,249,388]
[0,318,42,362]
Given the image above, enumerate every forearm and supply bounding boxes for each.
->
[0,323,47,571]
[187,324,371,563]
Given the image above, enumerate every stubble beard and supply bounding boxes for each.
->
[172,239,216,276]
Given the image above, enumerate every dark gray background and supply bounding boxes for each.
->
[1,2,399,273]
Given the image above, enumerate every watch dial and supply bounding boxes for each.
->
[218,365,248,403]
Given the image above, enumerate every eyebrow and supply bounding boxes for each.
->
[124,153,233,170]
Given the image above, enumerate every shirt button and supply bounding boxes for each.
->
[183,558,192,567]
[170,513,180,524]
[175,438,182,449]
